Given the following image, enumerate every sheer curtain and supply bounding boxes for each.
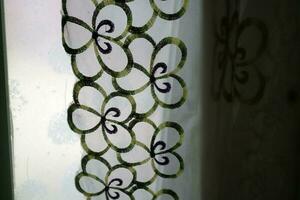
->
[4,0,300,199]
[62,0,202,199]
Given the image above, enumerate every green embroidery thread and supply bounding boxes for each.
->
[62,0,188,199]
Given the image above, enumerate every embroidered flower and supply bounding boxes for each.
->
[117,119,184,185]
[62,0,133,80]
[68,80,136,153]
[76,155,136,200]
[113,35,187,117]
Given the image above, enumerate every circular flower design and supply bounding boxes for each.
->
[117,119,184,185]
[76,155,179,199]
[68,80,137,153]
[62,0,133,80]
[76,155,136,200]
[113,34,187,117]
[212,8,268,104]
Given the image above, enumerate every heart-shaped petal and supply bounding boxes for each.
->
[75,155,111,196]
[133,158,157,185]
[126,0,157,33]
[150,37,187,76]
[74,80,107,111]
[81,130,110,155]
[112,63,151,95]
[124,33,156,70]
[68,104,101,134]
[152,74,187,108]
[62,16,93,54]
[154,189,179,200]
[83,155,111,181]
[95,38,133,77]
[75,173,106,196]
[68,81,107,134]
[131,187,179,200]
[71,43,104,81]
[132,187,154,200]
[149,0,189,20]
[117,142,151,166]
[102,122,136,152]
[152,152,184,178]
[62,0,96,26]
[134,86,158,118]
[151,122,184,154]
[130,119,157,147]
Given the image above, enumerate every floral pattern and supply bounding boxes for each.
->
[113,34,187,117]
[76,155,179,199]
[62,0,188,199]
[117,119,184,184]
[68,80,137,153]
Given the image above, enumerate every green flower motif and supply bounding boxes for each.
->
[68,80,137,153]
[117,119,184,185]
[62,0,134,80]
[113,34,187,118]
[76,155,136,200]
[76,155,179,200]
[63,1,190,199]
[62,0,189,81]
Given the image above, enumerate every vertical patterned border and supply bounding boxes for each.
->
[62,0,189,199]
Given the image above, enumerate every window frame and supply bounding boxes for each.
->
[0,0,14,199]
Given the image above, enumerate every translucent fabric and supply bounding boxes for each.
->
[5,0,202,199]
[5,0,300,199]
[62,0,201,199]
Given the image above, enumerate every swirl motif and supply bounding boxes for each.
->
[62,0,188,199]
[113,35,187,117]
[117,119,184,185]
[68,81,137,153]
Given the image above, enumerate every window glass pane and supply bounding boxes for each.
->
[4,1,203,199]
[4,1,83,199]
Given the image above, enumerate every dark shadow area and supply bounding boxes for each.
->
[200,0,300,199]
